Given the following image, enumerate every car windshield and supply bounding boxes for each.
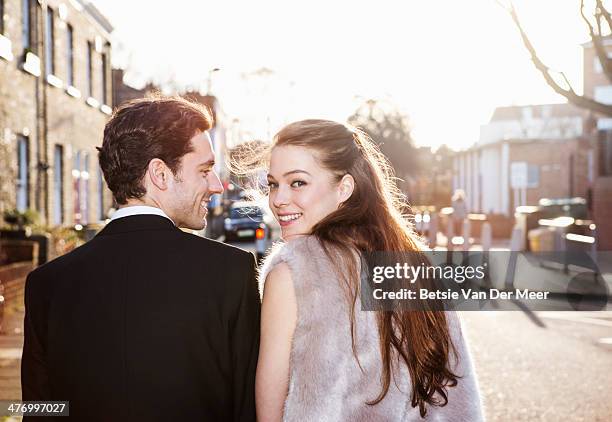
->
[230,207,263,220]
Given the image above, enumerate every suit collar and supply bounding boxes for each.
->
[97,214,179,236]
[110,205,174,224]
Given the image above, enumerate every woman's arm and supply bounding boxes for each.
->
[256,263,298,422]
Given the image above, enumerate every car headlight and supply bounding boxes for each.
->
[224,218,232,230]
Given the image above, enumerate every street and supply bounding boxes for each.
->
[1,239,611,421]
[462,311,612,421]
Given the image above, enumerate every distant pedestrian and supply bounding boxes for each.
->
[452,189,468,238]
[21,96,260,421]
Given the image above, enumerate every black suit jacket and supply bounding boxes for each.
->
[21,215,260,421]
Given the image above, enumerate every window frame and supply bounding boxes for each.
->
[44,6,55,76]
[101,52,108,105]
[86,41,93,98]
[16,135,30,212]
[53,144,65,225]
[0,0,5,35]
[66,23,74,86]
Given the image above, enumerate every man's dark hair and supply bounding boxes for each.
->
[98,95,213,205]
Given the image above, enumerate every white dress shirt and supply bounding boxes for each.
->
[110,205,175,225]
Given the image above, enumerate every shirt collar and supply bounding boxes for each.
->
[110,205,175,225]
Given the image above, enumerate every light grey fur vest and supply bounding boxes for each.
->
[259,236,484,421]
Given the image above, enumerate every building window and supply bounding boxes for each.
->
[22,0,30,50]
[17,135,29,212]
[98,165,105,220]
[73,151,90,224]
[1,0,5,35]
[86,41,93,97]
[73,151,81,223]
[527,164,539,188]
[599,129,612,176]
[82,153,89,224]
[66,24,74,86]
[101,52,108,105]
[53,145,64,225]
[45,7,54,75]
[22,0,38,54]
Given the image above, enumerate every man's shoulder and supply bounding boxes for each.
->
[176,231,255,261]
[25,240,94,290]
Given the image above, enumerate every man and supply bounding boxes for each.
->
[21,97,260,421]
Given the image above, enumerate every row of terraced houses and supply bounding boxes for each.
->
[0,0,114,227]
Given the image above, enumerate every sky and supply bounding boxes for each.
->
[91,0,593,150]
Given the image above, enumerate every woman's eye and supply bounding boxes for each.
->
[291,180,306,188]
[267,181,278,189]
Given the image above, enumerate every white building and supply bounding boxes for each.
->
[453,103,592,216]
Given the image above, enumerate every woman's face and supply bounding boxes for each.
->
[267,145,346,241]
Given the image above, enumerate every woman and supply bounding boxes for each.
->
[251,120,483,421]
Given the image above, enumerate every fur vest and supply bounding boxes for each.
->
[259,235,484,421]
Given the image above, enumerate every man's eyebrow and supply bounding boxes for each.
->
[197,160,215,168]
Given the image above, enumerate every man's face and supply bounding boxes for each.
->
[166,131,223,229]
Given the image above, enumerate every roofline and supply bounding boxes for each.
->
[581,37,612,48]
[72,0,114,36]
[467,136,583,152]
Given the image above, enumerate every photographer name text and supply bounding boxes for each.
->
[372,288,550,300]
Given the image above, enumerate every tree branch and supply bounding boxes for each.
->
[596,0,612,32]
[581,0,612,84]
[508,2,612,117]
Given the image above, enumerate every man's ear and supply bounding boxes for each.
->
[147,158,170,191]
[338,174,355,204]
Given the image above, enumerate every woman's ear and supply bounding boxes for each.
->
[338,174,355,204]
[147,158,170,191]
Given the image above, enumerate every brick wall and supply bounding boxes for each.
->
[508,138,594,210]
[593,176,612,250]
[582,42,612,250]
[0,239,39,265]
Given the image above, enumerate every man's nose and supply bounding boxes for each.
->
[208,171,224,195]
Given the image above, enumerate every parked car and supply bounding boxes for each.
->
[224,202,266,241]
[255,202,281,262]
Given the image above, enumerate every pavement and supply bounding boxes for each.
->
[0,293,24,411]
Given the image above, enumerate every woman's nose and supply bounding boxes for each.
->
[272,186,290,208]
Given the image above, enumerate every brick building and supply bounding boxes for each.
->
[112,68,157,108]
[582,38,612,250]
[452,103,594,215]
[0,0,113,227]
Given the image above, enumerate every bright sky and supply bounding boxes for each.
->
[92,0,592,150]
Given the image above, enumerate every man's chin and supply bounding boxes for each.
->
[180,218,206,231]
[190,222,207,231]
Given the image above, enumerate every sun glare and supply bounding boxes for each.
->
[94,0,590,150]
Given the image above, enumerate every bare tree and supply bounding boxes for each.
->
[500,0,612,116]
[348,99,421,179]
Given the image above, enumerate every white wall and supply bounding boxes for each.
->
[472,151,479,212]
[479,117,583,146]
[480,145,503,214]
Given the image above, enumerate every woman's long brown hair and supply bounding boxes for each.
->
[233,119,459,417]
